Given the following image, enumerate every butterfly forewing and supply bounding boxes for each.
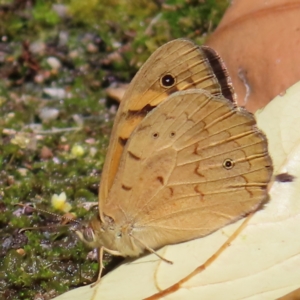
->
[103,90,272,250]
[99,39,235,210]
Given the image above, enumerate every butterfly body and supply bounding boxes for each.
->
[85,216,143,257]
[76,39,273,281]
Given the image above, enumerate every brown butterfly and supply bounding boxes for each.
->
[76,38,273,283]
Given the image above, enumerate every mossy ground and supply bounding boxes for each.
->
[0,1,228,299]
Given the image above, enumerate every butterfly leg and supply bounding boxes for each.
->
[130,234,173,265]
[91,246,124,287]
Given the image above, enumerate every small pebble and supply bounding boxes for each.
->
[46,56,62,70]
[39,107,60,122]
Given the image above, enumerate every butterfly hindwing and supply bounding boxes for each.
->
[104,89,272,249]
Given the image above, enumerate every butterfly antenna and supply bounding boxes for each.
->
[18,224,72,233]
[15,203,82,233]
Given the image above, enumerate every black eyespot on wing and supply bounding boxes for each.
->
[223,158,234,170]
[160,74,176,88]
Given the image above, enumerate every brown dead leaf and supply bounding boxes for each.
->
[278,287,300,300]
[206,0,300,112]
[106,83,129,103]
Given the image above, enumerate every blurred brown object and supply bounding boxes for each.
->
[106,83,128,103]
[206,0,300,112]
[277,287,300,300]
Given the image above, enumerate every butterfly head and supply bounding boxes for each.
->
[75,215,114,248]
[76,214,145,257]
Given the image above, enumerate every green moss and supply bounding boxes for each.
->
[32,0,60,27]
